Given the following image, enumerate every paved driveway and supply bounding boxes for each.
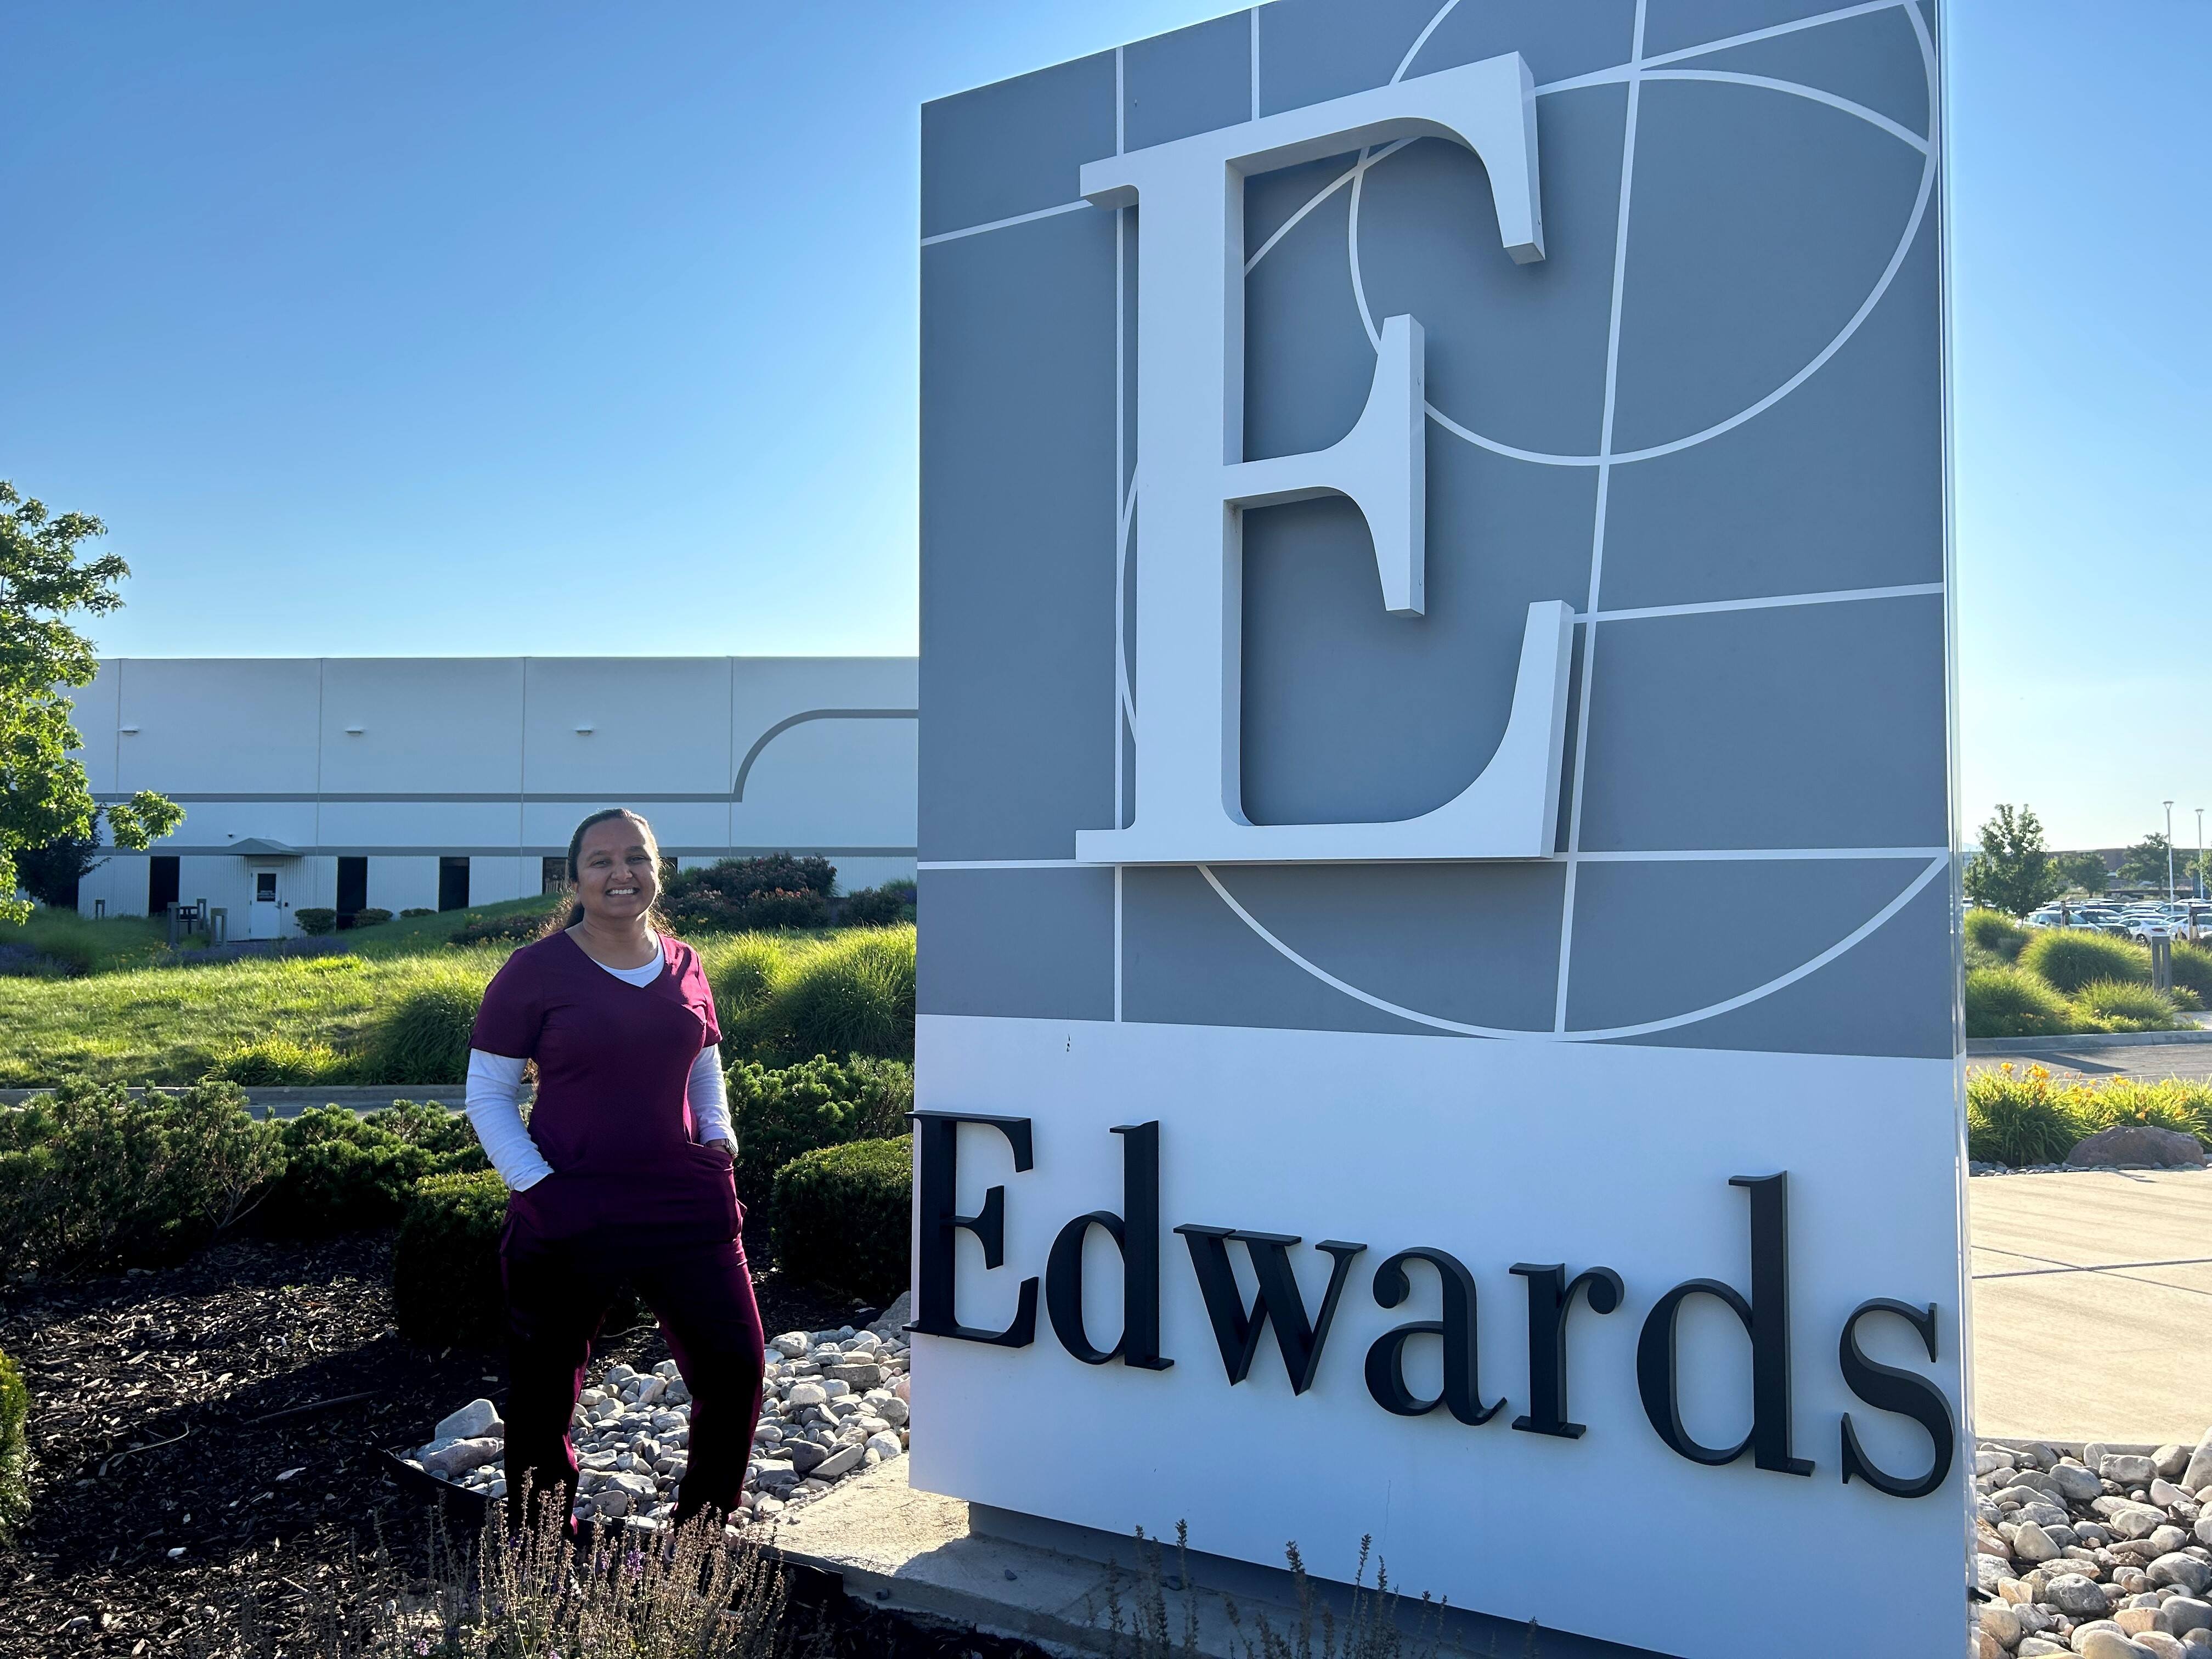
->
[1970,1169,2212,1443]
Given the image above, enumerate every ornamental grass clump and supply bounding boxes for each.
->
[2062,1076,2212,1147]
[1966,1064,2081,1167]
[1963,908,2032,963]
[205,1032,355,1086]
[1963,965,2073,1039]
[2017,929,2152,994]
[2067,978,2183,1034]
[774,926,914,1062]
[365,969,488,1085]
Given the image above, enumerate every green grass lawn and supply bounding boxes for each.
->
[0,904,912,1088]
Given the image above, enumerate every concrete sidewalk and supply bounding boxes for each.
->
[1970,1168,2212,1444]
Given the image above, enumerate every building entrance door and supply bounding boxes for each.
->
[248,869,283,939]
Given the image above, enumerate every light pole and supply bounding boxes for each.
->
[2198,808,2205,904]
[2165,800,2176,901]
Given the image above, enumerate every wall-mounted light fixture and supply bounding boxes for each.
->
[574,724,595,735]
[344,725,365,735]
[119,725,140,734]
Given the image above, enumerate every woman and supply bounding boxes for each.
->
[464,807,763,1533]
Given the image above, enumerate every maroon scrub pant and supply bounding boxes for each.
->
[500,1223,765,1533]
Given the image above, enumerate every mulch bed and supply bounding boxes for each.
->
[0,1232,856,1657]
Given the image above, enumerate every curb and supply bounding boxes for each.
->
[1967,1028,2212,1057]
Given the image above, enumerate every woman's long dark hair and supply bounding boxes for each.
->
[546,807,670,935]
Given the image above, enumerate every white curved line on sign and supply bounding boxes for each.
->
[1641,70,1927,152]
[1116,473,1138,736]
[1198,854,1946,1042]
[1392,0,1464,86]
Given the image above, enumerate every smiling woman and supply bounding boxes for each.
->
[459,806,765,1537]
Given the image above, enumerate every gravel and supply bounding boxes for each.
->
[1971,1430,2212,1657]
[404,1290,915,1531]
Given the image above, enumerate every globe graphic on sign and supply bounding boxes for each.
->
[1125,0,1947,1043]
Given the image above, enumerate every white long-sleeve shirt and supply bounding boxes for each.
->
[462,940,732,1191]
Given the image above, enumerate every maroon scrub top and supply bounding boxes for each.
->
[471,929,736,1243]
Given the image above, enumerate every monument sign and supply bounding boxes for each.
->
[916,2,1964,1654]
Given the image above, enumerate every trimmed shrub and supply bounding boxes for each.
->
[0,1079,286,1272]
[776,927,915,1062]
[2018,929,2151,994]
[294,909,340,937]
[661,855,836,934]
[839,885,915,927]
[393,1170,642,1347]
[1966,1064,2081,1167]
[447,909,553,949]
[205,1035,354,1086]
[728,1055,912,1223]
[0,1346,25,1547]
[400,907,435,919]
[352,908,393,928]
[2069,978,2183,1034]
[256,1103,487,1235]
[1963,909,2031,963]
[1963,965,2072,1040]
[393,1171,511,1347]
[771,1136,911,1301]
[365,973,486,1085]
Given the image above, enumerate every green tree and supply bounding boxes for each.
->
[2053,850,2112,896]
[1963,804,2066,917]
[0,483,180,922]
[2119,833,2174,889]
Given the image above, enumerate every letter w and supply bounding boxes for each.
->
[1174,1227,1366,1393]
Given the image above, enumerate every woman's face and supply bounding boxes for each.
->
[573,818,658,927]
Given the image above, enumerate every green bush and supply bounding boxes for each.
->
[2018,929,2151,994]
[256,1104,486,1235]
[839,885,915,927]
[446,910,552,949]
[1966,1065,2083,1166]
[771,1136,911,1301]
[727,1055,912,1224]
[0,1346,25,1547]
[400,907,435,919]
[1963,909,2032,963]
[205,1034,355,1086]
[392,1170,641,1347]
[393,1171,511,1347]
[0,1079,286,1272]
[364,973,486,1084]
[2069,978,2183,1034]
[661,855,836,934]
[352,909,393,929]
[295,909,340,937]
[775,927,915,1062]
[1963,965,2073,1040]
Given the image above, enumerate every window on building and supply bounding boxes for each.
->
[438,856,471,912]
[542,856,568,895]
[148,856,180,916]
[336,856,369,919]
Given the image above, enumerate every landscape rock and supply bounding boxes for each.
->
[2067,1126,2207,1169]
[2104,1455,2162,1487]
[813,1444,865,1482]
[2076,1631,2157,1659]
[2159,1447,2193,1481]
[433,1398,505,1442]
[2165,1602,2212,1638]
[2047,1573,2113,1617]
[421,1436,503,1478]
[2152,1555,2212,1595]
[2014,1521,2062,1564]
[2055,1463,2107,1503]
[2186,1430,2212,1498]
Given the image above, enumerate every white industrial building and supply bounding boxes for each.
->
[65,656,917,938]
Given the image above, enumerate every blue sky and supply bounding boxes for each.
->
[3,2,2205,850]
